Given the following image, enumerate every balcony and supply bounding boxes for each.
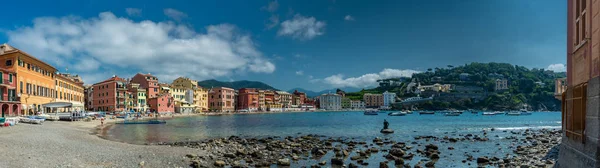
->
[0,79,14,89]
[117,95,126,99]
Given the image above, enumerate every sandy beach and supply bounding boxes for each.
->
[0,119,209,168]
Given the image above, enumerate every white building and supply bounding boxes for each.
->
[350,100,365,109]
[383,91,397,108]
[319,93,342,110]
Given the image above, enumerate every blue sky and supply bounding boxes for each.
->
[0,0,566,91]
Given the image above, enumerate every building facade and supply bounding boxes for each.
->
[84,85,93,111]
[208,87,235,112]
[54,73,85,112]
[92,76,127,112]
[148,93,174,113]
[237,88,259,111]
[276,91,292,108]
[341,97,351,109]
[0,44,56,115]
[195,87,209,112]
[557,1,600,167]
[0,67,20,117]
[319,93,341,110]
[127,83,147,112]
[131,73,159,98]
[363,93,383,108]
[495,79,509,91]
[350,100,365,109]
[382,91,396,108]
[292,90,306,106]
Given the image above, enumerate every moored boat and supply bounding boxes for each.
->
[419,111,435,115]
[521,112,533,115]
[506,111,522,116]
[444,112,461,116]
[364,109,379,115]
[388,112,406,116]
[482,112,496,115]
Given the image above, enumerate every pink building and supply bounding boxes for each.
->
[209,87,235,112]
[237,88,258,111]
[131,73,159,98]
[92,76,128,112]
[0,67,20,117]
[148,93,174,113]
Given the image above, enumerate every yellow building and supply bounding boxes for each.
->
[0,44,57,115]
[54,73,85,112]
[195,87,209,112]
[172,77,198,89]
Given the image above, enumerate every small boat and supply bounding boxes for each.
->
[506,111,522,116]
[20,116,45,124]
[445,112,461,116]
[5,117,19,125]
[405,110,413,114]
[482,112,496,115]
[471,111,479,114]
[419,111,435,115]
[364,109,379,115]
[388,112,406,116]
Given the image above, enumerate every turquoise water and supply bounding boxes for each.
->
[104,111,561,166]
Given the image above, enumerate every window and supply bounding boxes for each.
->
[5,60,12,66]
[575,0,588,46]
[9,74,12,83]
[563,83,587,143]
[20,81,23,93]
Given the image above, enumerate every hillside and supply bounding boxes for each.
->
[288,87,363,97]
[197,79,278,90]
[345,62,566,111]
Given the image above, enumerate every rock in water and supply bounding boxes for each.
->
[381,129,394,134]
[331,158,344,165]
[380,161,389,168]
[278,158,291,166]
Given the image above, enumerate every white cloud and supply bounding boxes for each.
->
[547,64,566,72]
[323,69,420,88]
[164,8,187,21]
[126,8,142,17]
[266,14,279,29]
[6,12,275,84]
[278,14,326,40]
[295,70,304,75]
[262,1,279,12]
[344,15,354,21]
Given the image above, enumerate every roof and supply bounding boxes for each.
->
[93,76,126,86]
[0,43,57,70]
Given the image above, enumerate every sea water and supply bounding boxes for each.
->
[104,111,561,167]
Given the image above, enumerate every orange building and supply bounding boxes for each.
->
[208,87,235,112]
[237,88,259,111]
[0,44,57,115]
[54,73,85,111]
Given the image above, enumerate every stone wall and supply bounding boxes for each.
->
[557,76,600,168]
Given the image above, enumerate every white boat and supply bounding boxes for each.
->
[20,116,45,124]
[364,109,379,115]
[5,117,19,125]
[506,111,522,116]
[388,112,406,116]
[445,112,461,116]
[39,114,59,121]
[482,112,496,115]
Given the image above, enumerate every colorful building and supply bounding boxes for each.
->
[341,97,351,109]
[195,87,209,112]
[127,83,147,112]
[382,91,397,109]
[92,76,128,112]
[84,85,93,111]
[292,90,306,106]
[208,87,235,112]
[276,91,292,108]
[237,88,259,111]
[170,86,196,113]
[54,73,85,112]
[148,93,174,113]
[363,93,384,108]
[0,44,57,115]
[258,90,265,110]
[0,67,20,117]
[131,73,159,98]
[350,100,365,109]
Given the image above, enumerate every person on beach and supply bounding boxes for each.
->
[100,117,105,125]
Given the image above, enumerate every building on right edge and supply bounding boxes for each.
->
[557,0,600,167]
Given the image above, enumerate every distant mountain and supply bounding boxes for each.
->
[287,87,364,97]
[198,79,278,90]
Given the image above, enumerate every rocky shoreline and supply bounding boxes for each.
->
[157,128,561,168]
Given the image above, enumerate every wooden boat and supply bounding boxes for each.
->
[419,111,435,115]
[444,112,461,116]
[388,112,406,116]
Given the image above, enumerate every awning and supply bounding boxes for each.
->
[42,102,74,108]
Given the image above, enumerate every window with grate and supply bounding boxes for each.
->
[563,82,587,143]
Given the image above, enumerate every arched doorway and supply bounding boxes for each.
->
[12,104,19,116]
[2,104,9,117]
